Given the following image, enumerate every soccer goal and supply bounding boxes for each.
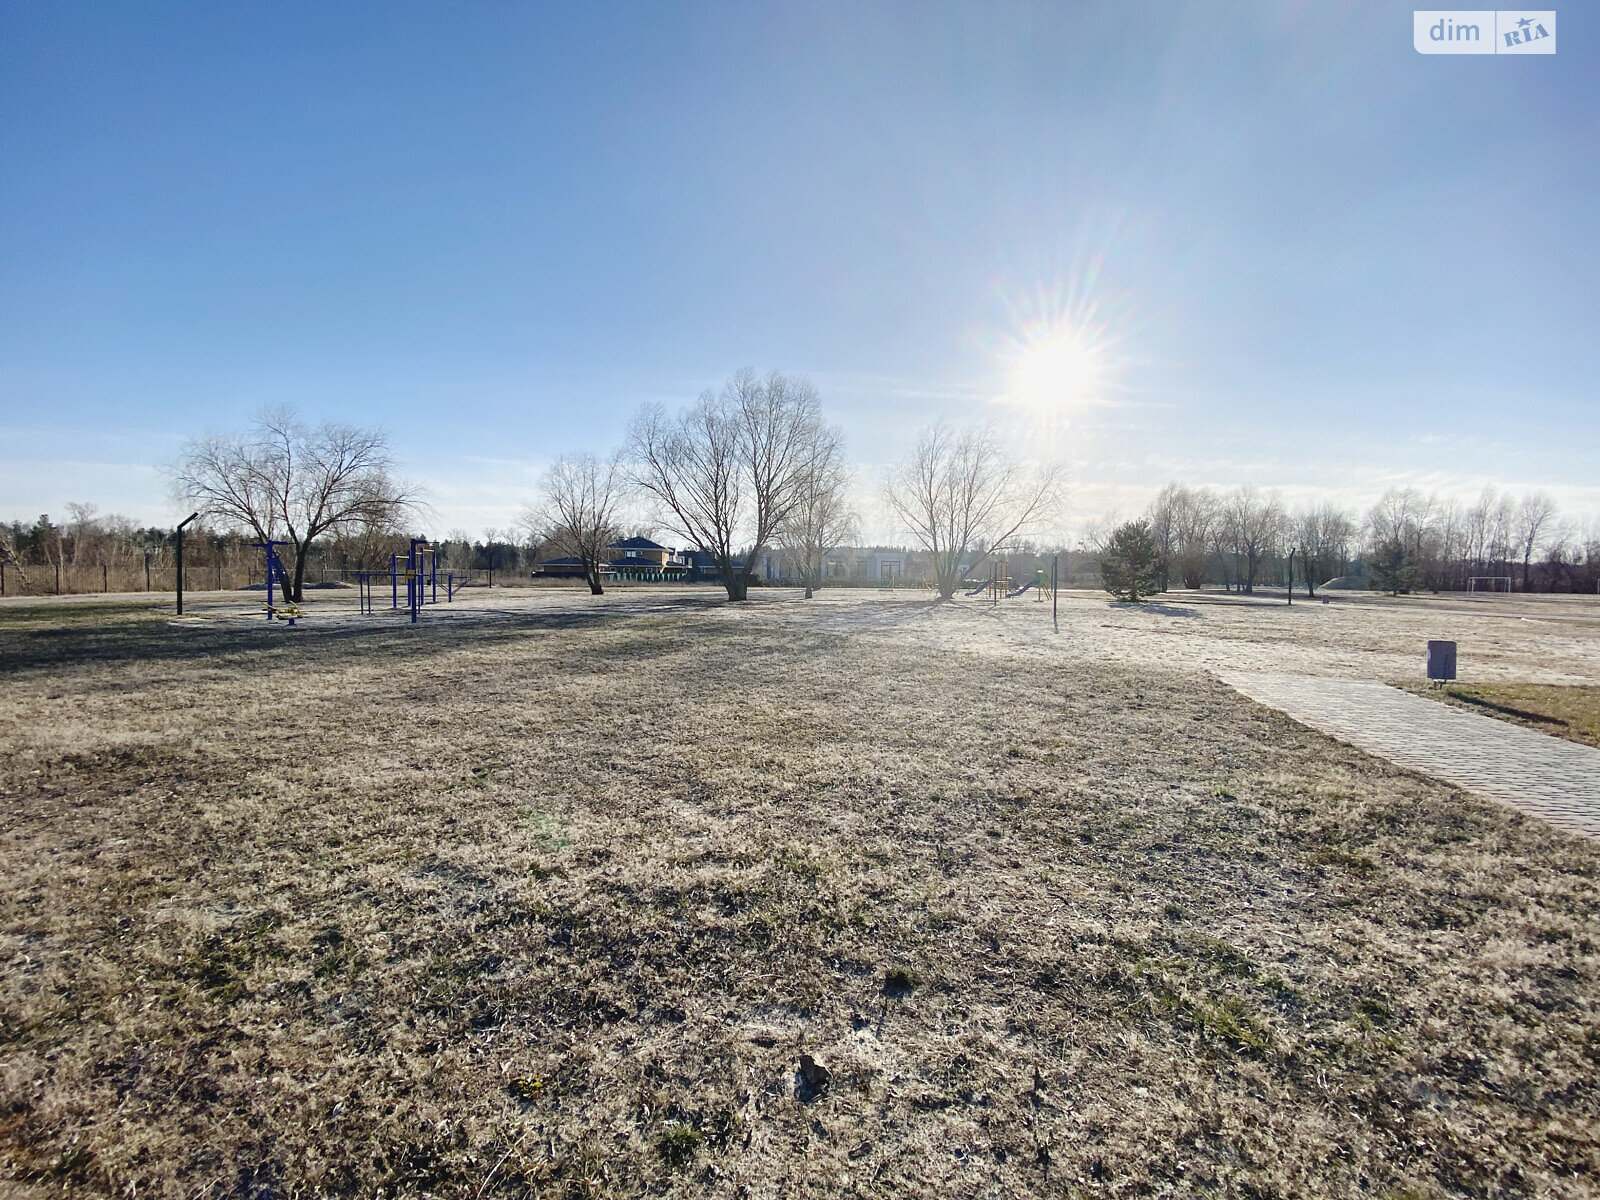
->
[1466,576,1513,593]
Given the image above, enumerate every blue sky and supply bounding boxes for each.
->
[2,2,1595,537]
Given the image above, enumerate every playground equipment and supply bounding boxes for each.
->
[1467,576,1513,593]
[965,560,1012,602]
[251,539,300,625]
[966,558,1058,603]
[352,539,458,622]
[1005,568,1050,600]
[961,552,1063,632]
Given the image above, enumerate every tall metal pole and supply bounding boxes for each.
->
[1052,553,1059,633]
[175,512,199,614]
[1287,550,1294,606]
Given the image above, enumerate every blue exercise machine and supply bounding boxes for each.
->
[251,540,299,625]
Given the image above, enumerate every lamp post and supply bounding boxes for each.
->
[175,512,199,614]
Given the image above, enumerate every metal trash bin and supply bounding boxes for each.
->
[1427,640,1456,683]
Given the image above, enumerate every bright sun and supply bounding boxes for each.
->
[1012,333,1100,410]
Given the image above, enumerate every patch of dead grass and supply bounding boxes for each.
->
[0,608,1597,1197]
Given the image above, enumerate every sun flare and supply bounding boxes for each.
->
[1002,320,1114,416]
[1013,333,1101,410]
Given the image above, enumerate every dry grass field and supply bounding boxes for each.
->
[3,589,1600,1198]
[1401,683,1600,750]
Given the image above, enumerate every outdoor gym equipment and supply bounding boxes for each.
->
[396,538,432,624]
[252,539,300,625]
[351,539,459,623]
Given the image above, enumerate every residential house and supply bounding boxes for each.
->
[537,536,688,581]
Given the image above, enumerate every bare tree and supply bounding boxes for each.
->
[65,503,100,567]
[0,530,27,587]
[171,406,415,601]
[1368,487,1434,561]
[884,421,1064,600]
[629,369,822,601]
[1514,491,1559,592]
[1219,487,1285,594]
[1293,503,1355,597]
[1145,484,1182,591]
[529,451,628,595]
[776,422,857,598]
[1147,483,1217,589]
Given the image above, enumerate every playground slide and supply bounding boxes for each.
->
[1005,581,1038,599]
[965,580,990,596]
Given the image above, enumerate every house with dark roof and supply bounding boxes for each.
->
[607,536,688,580]
[536,537,689,581]
[680,548,743,583]
[534,556,591,579]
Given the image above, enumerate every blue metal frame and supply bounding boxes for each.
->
[352,541,456,620]
[251,540,296,625]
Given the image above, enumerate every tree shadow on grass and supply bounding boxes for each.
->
[1107,602,1203,618]
[0,590,860,678]
[0,603,675,677]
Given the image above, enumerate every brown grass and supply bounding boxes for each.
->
[2,600,1599,1197]
[1401,682,1600,749]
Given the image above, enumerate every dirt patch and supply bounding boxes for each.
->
[2,603,1598,1197]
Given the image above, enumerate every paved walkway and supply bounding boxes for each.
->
[1218,672,1600,839]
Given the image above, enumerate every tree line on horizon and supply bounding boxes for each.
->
[80,370,1061,604]
[0,506,534,598]
[5,378,1596,601]
[1093,482,1595,599]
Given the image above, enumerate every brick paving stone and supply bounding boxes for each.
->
[1218,671,1600,839]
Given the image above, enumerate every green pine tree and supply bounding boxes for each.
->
[1366,536,1420,596]
[1100,519,1165,602]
